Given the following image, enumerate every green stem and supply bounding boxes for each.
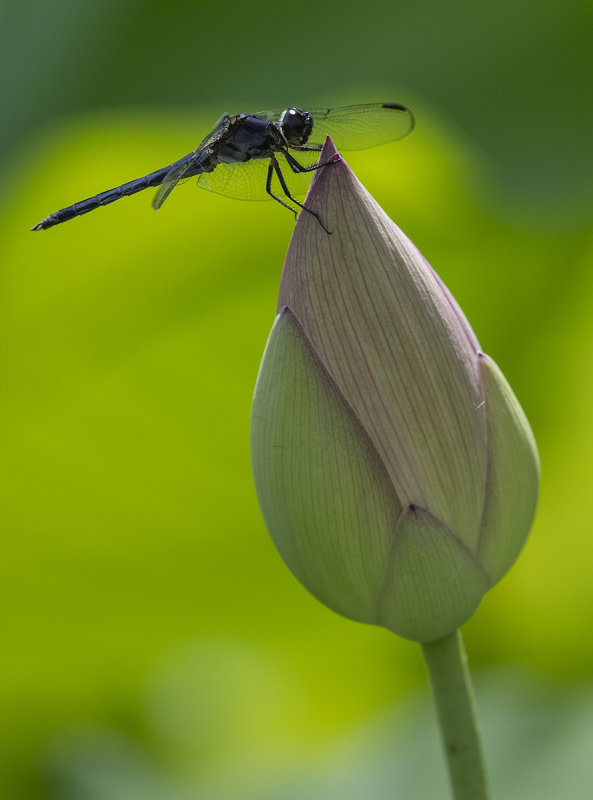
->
[421,629,491,800]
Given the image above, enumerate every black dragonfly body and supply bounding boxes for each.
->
[31,103,414,232]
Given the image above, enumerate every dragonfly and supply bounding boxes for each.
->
[31,102,414,233]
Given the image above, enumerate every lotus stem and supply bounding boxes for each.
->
[421,629,491,800]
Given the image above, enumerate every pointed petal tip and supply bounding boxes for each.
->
[307,136,348,195]
[292,135,367,241]
[319,135,340,160]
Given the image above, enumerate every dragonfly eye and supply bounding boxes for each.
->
[280,107,313,145]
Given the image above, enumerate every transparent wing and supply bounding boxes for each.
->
[255,103,414,151]
[312,103,416,150]
[197,158,312,202]
[195,113,232,150]
[252,108,284,123]
[306,103,414,150]
[152,113,233,210]
[152,155,195,210]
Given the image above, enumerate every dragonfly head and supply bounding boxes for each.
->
[279,107,313,146]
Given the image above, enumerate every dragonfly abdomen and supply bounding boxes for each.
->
[31,160,188,231]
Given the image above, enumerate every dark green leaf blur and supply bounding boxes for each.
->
[1,1,591,798]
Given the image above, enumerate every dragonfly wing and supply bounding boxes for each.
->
[195,113,232,150]
[198,157,311,201]
[152,114,233,210]
[152,156,195,210]
[251,108,284,123]
[304,103,415,151]
[198,159,272,201]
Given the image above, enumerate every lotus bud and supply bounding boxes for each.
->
[251,138,539,643]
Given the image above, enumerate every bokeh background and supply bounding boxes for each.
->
[2,1,592,798]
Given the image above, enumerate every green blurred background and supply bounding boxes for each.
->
[2,1,592,798]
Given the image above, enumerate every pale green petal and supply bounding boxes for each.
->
[376,505,491,642]
[477,354,540,581]
[251,308,402,624]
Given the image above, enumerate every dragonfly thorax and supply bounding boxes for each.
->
[279,107,313,146]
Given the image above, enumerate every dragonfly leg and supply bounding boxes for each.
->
[289,144,323,153]
[270,157,331,235]
[266,160,298,221]
[283,149,341,174]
